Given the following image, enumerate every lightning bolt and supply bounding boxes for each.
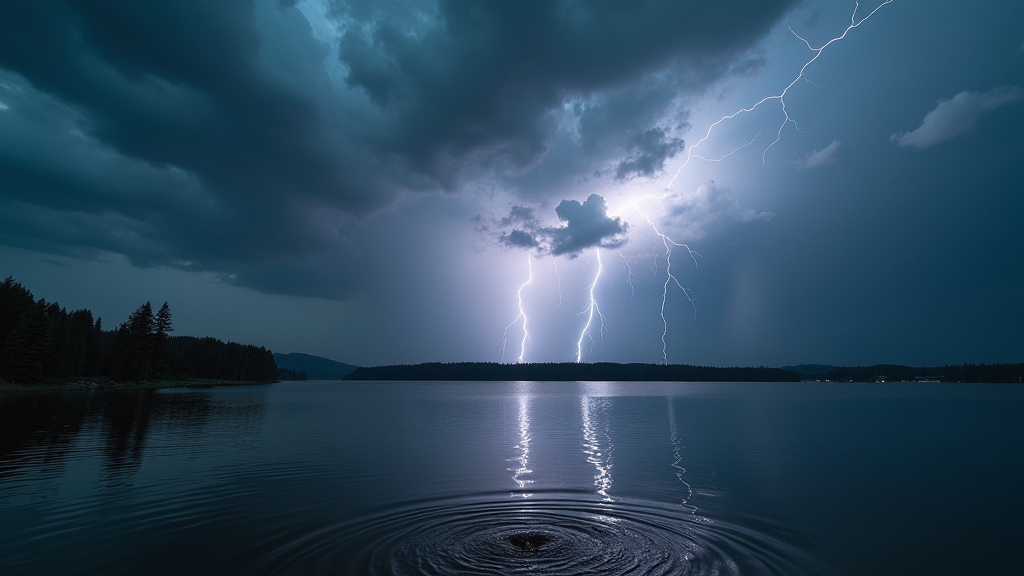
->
[575,248,606,363]
[608,198,705,364]
[625,1,889,362]
[500,253,533,363]
[635,208,702,365]
[498,2,891,365]
[667,0,893,188]
[692,129,763,179]
[552,257,567,315]
[618,251,638,300]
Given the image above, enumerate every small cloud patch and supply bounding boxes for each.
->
[793,140,841,170]
[502,229,540,249]
[891,87,1022,149]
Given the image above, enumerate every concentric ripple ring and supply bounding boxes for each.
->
[260,490,815,575]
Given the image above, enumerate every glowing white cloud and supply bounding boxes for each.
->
[891,86,1022,149]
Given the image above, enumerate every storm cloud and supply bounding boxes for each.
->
[614,128,687,180]
[0,0,796,299]
[547,194,628,256]
[498,194,628,257]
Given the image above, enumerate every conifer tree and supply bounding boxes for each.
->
[0,306,48,382]
[152,303,172,377]
[114,302,156,381]
[0,277,36,354]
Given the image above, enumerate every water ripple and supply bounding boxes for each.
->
[260,490,814,575]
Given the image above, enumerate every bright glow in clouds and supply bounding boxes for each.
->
[500,1,893,364]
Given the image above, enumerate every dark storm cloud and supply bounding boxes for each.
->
[335,0,797,173]
[0,0,797,298]
[500,206,537,227]
[614,127,686,180]
[501,229,540,249]
[547,194,628,256]
[494,194,627,256]
[495,194,627,256]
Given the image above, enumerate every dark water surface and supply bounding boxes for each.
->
[1,381,1021,575]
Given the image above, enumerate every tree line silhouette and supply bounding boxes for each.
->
[346,361,1024,383]
[344,362,803,382]
[817,363,1024,383]
[0,277,276,384]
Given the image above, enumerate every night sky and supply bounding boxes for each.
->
[1,0,1021,367]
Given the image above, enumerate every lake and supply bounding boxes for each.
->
[1,381,1021,575]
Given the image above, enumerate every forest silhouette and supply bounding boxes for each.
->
[0,277,276,384]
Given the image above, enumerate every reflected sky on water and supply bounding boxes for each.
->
[1,381,1022,575]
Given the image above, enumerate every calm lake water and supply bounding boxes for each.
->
[1,381,1021,575]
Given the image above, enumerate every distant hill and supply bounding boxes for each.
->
[273,353,358,380]
[781,364,840,376]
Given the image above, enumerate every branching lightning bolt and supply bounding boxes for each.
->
[692,130,763,179]
[498,2,890,365]
[636,209,703,364]
[667,0,893,189]
[618,251,637,300]
[575,248,606,363]
[552,258,567,315]
[608,198,706,364]
[631,1,889,363]
[500,253,533,363]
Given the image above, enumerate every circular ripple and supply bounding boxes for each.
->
[260,491,816,575]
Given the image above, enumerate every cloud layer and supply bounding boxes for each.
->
[0,0,796,298]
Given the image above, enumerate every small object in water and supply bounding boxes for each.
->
[508,532,551,553]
